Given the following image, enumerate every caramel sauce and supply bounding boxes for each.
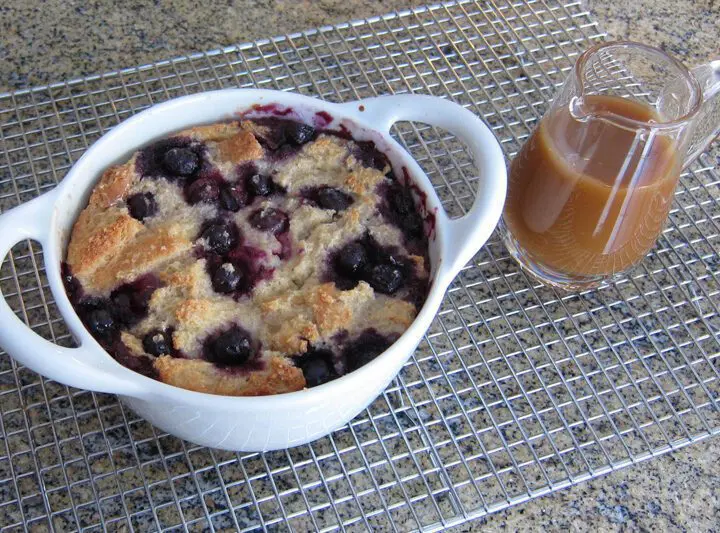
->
[504,95,681,276]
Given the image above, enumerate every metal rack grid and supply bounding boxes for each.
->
[0,0,718,530]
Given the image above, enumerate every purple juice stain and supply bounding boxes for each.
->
[314,111,333,128]
[250,103,294,116]
[275,231,293,261]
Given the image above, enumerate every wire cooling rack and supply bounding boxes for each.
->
[1,0,719,531]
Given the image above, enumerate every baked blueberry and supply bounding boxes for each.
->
[367,264,404,294]
[200,222,239,255]
[219,184,248,212]
[258,121,287,150]
[61,263,82,303]
[315,187,354,211]
[352,140,389,171]
[343,330,392,372]
[247,174,273,197]
[163,147,199,176]
[249,208,289,234]
[126,192,157,221]
[111,338,158,379]
[208,326,253,366]
[110,275,161,326]
[86,308,115,340]
[390,188,423,238]
[286,123,315,145]
[142,329,172,356]
[296,348,335,387]
[335,242,368,278]
[110,292,135,325]
[186,178,220,205]
[212,263,243,294]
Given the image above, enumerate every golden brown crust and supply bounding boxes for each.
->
[345,159,386,195]
[367,298,416,330]
[154,355,305,396]
[260,282,379,352]
[177,121,242,141]
[216,130,264,163]
[311,284,352,334]
[66,208,143,279]
[89,224,192,292]
[88,159,136,208]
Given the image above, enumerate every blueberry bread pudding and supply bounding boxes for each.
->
[63,115,430,396]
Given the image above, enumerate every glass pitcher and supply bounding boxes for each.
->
[500,41,720,290]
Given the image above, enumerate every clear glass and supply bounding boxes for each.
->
[501,41,720,291]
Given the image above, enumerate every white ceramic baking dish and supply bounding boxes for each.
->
[0,89,506,451]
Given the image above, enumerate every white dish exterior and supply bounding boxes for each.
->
[0,90,506,451]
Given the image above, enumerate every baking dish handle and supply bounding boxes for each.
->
[348,94,507,287]
[0,193,146,397]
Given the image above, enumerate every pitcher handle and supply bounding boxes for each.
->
[685,60,720,168]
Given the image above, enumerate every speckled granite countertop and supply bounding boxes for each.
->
[1,0,718,531]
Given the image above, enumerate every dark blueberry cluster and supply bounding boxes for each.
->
[293,329,394,388]
[197,219,275,297]
[331,235,407,295]
[109,337,158,378]
[163,146,200,176]
[66,272,164,351]
[109,275,163,328]
[186,177,220,205]
[380,180,425,244]
[138,137,288,217]
[342,329,393,373]
[252,118,317,152]
[137,138,202,181]
[293,348,336,387]
[350,140,390,171]
[218,183,247,212]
